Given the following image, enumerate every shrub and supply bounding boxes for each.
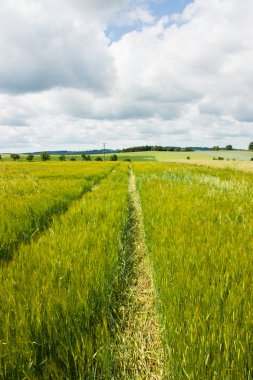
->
[26,154,34,162]
[81,154,92,161]
[40,152,50,161]
[110,154,118,161]
[10,154,21,161]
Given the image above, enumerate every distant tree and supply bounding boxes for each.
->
[26,154,34,161]
[110,154,118,161]
[0,154,2,160]
[95,156,103,161]
[40,152,50,161]
[249,142,253,151]
[226,145,233,150]
[10,153,21,161]
[81,154,92,161]
[212,146,220,151]
[122,145,152,153]
[185,147,194,152]
[59,155,66,161]
[250,157,253,161]
[175,147,181,152]
[187,156,191,160]
[70,157,76,161]
[151,145,166,151]
[124,158,131,162]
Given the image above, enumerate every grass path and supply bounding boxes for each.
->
[112,168,166,379]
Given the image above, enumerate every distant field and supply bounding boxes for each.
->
[200,149,253,160]
[116,151,206,161]
[169,158,253,174]
[1,149,252,162]
[109,149,253,161]
[148,149,253,161]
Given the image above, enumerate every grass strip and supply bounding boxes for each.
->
[112,167,166,379]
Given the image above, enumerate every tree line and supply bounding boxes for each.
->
[1,142,252,162]
[0,152,119,162]
[122,145,195,152]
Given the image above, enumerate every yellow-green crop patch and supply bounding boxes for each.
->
[0,164,130,379]
[0,162,116,260]
[1,160,252,378]
[133,162,253,379]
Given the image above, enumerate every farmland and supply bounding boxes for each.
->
[0,162,116,260]
[134,163,252,379]
[1,148,253,164]
[0,161,252,379]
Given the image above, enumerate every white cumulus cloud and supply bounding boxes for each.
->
[0,0,252,152]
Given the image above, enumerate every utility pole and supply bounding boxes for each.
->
[103,143,105,162]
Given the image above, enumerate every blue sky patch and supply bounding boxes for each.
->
[106,0,193,42]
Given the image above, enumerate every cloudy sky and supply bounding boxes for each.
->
[0,0,252,152]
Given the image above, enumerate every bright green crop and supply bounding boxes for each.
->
[0,162,116,260]
[134,162,253,379]
[0,164,129,379]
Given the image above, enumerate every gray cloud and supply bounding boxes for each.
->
[0,1,116,94]
[0,117,28,127]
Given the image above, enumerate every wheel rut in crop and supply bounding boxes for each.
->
[0,171,110,264]
[112,167,165,379]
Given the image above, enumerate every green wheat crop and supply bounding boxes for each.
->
[134,162,253,379]
[0,164,129,379]
[0,161,116,260]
